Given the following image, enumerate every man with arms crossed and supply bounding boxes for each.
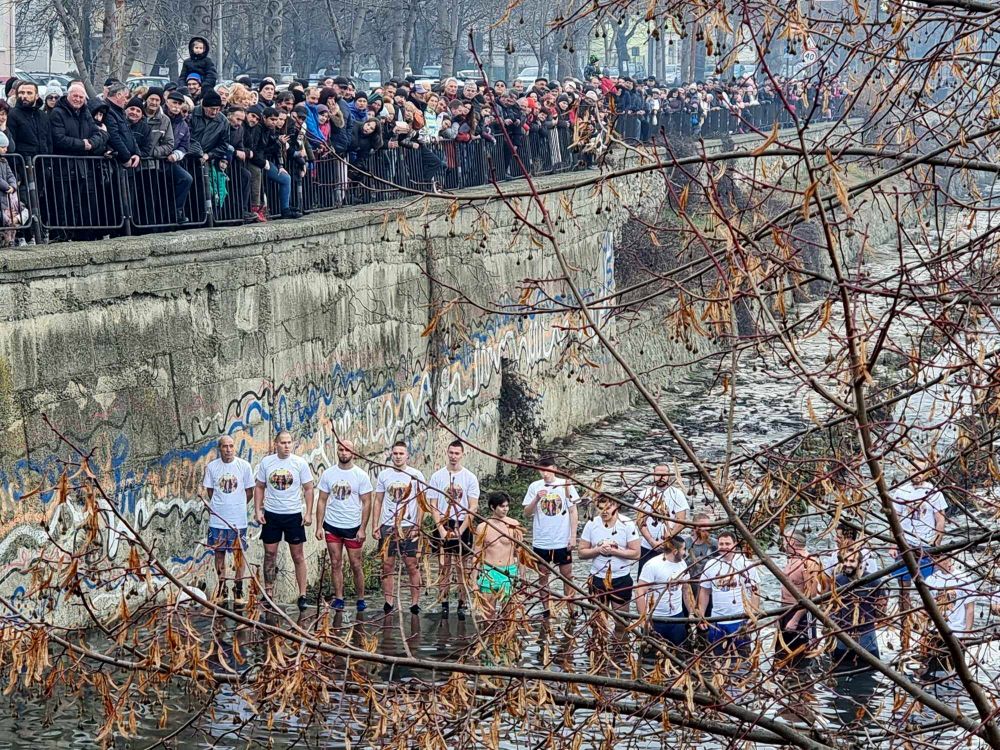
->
[373,441,427,614]
[697,530,760,656]
[315,438,373,612]
[254,430,315,611]
[202,435,254,603]
[636,464,689,575]
[523,456,579,618]
[474,492,523,608]
[429,440,480,617]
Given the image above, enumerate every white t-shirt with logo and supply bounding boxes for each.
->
[892,481,947,548]
[700,554,760,623]
[202,457,254,529]
[523,479,580,549]
[638,555,689,618]
[581,515,640,577]
[427,467,480,523]
[255,454,314,514]
[375,466,426,529]
[318,465,374,528]
[927,568,979,637]
[636,485,689,549]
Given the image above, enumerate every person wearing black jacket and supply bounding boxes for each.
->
[188,90,231,163]
[178,37,218,89]
[244,104,268,221]
[125,97,152,156]
[104,83,141,167]
[260,106,300,218]
[48,82,110,237]
[224,106,257,223]
[9,82,52,160]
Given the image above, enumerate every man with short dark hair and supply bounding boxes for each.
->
[9,82,51,160]
[697,531,760,656]
[523,456,579,618]
[428,440,480,617]
[260,106,301,219]
[104,83,141,168]
[579,495,641,618]
[373,440,427,614]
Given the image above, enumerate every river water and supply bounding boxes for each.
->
[2,240,997,748]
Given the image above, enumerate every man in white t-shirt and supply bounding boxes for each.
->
[579,495,641,616]
[697,531,760,656]
[202,435,254,602]
[636,536,695,647]
[428,440,480,617]
[253,430,315,611]
[314,438,373,612]
[523,456,580,618]
[635,464,689,576]
[890,464,947,583]
[924,556,979,675]
[372,440,427,615]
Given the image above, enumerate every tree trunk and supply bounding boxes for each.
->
[51,0,97,96]
[263,0,283,74]
[438,0,457,77]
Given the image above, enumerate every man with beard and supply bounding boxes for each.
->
[635,464,689,575]
[428,440,480,617]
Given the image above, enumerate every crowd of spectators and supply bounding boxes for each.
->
[0,38,851,245]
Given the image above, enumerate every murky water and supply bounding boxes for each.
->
[2,240,997,748]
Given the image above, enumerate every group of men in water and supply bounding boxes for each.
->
[201,433,978,669]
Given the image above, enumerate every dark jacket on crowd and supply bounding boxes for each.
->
[178,37,218,89]
[327,96,352,154]
[8,99,52,159]
[350,121,382,163]
[243,122,267,169]
[49,96,107,155]
[104,100,141,163]
[169,110,191,160]
[259,125,285,165]
[188,105,230,160]
[146,108,175,159]
[129,117,152,157]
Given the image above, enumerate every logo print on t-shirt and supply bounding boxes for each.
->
[446,485,464,501]
[540,491,561,516]
[389,481,410,502]
[217,474,239,494]
[269,468,294,491]
[332,481,352,502]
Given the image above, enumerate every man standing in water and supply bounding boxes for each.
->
[202,435,254,603]
[636,536,696,648]
[373,441,427,614]
[635,464,689,575]
[775,529,822,665]
[474,492,523,605]
[254,430,315,611]
[579,495,642,617]
[315,438,373,611]
[523,456,580,618]
[428,440,481,617]
[697,530,760,655]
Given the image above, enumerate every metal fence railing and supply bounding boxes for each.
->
[5,103,820,245]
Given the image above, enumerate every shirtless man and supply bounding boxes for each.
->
[475,492,523,604]
[776,529,822,666]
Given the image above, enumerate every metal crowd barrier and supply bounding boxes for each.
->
[13,102,820,243]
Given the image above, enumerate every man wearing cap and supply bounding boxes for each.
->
[189,89,230,164]
[104,83,141,168]
[9,81,52,160]
[143,88,192,224]
[186,73,204,103]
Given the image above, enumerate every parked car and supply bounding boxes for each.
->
[127,76,171,91]
[420,65,442,79]
[455,69,482,81]
[357,69,383,87]
[515,66,545,86]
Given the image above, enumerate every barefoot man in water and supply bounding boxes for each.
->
[776,528,821,666]
[475,492,523,610]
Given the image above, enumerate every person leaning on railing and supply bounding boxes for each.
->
[145,88,193,225]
